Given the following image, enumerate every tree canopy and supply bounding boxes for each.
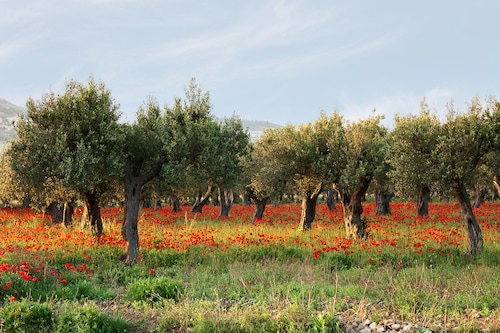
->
[7,77,123,234]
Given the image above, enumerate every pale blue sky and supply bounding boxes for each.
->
[1,0,499,126]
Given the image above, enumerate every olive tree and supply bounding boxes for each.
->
[333,115,388,239]
[247,112,345,231]
[433,98,493,255]
[8,77,123,235]
[188,116,250,216]
[389,101,442,216]
[243,127,293,222]
[120,79,213,264]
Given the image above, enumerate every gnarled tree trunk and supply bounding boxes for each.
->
[120,160,162,265]
[218,187,233,217]
[417,185,431,216]
[493,175,500,200]
[46,201,73,225]
[252,196,269,223]
[452,178,483,256]
[242,191,251,206]
[324,188,337,211]
[375,189,393,215]
[191,182,214,213]
[171,195,181,212]
[473,185,486,208]
[63,202,74,226]
[84,192,103,237]
[338,177,371,240]
[299,183,323,231]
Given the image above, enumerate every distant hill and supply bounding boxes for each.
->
[240,119,282,141]
[0,99,25,151]
[0,99,281,151]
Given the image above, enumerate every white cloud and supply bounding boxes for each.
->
[339,88,457,128]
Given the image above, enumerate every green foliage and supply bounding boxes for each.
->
[389,101,442,198]
[8,77,123,206]
[308,313,343,333]
[338,114,388,194]
[58,279,115,300]
[128,276,184,303]
[56,303,130,333]
[0,300,55,333]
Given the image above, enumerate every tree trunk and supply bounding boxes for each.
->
[191,182,213,213]
[63,202,74,226]
[218,187,233,217]
[375,189,393,215]
[452,178,483,256]
[252,197,269,223]
[242,191,251,206]
[324,188,337,211]
[119,160,162,265]
[84,192,103,237]
[473,185,486,208]
[171,195,181,212]
[342,193,366,239]
[46,202,63,223]
[417,185,430,216]
[339,177,371,239]
[493,175,500,200]
[299,183,323,231]
[121,176,141,265]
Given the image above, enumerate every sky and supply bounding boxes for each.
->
[1,0,499,127]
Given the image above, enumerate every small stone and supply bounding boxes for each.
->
[365,319,372,326]
[376,325,386,332]
[359,328,371,333]
[402,325,412,331]
[391,323,401,330]
[369,322,378,329]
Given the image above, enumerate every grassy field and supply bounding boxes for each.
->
[1,201,500,332]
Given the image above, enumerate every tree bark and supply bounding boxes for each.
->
[218,187,233,217]
[120,160,162,265]
[63,201,74,226]
[46,202,63,223]
[191,182,213,213]
[473,185,486,208]
[324,188,337,211]
[242,191,251,206]
[375,189,393,215]
[171,195,181,212]
[493,175,500,200]
[338,177,371,239]
[46,201,73,225]
[299,183,323,231]
[417,185,431,216]
[452,178,483,256]
[84,192,103,237]
[252,197,269,223]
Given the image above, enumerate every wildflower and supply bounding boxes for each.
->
[313,250,322,259]
[9,296,16,302]
[149,268,155,275]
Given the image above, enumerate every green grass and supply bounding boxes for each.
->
[1,204,500,332]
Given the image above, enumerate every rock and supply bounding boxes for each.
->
[391,323,401,330]
[402,324,412,331]
[359,328,372,333]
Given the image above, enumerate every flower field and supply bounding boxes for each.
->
[1,201,500,332]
